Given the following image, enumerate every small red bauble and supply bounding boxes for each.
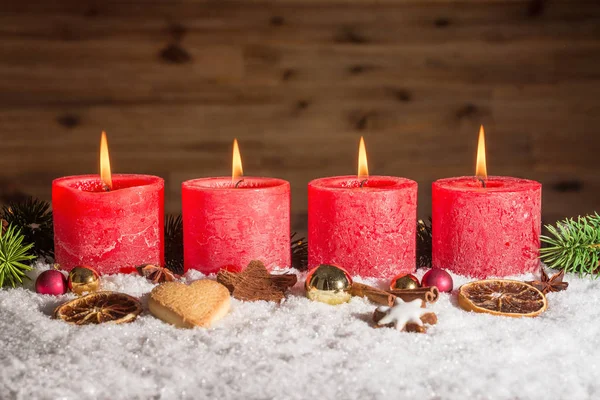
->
[35,270,68,296]
[422,268,453,293]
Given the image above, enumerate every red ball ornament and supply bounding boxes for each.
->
[422,268,453,293]
[35,270,68,296]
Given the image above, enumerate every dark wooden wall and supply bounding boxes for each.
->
[1,0,599,235]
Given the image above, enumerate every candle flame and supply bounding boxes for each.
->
[475,125,488,181]
[358,136,369,179]
[232,139,243,182]
[100,131,112,190]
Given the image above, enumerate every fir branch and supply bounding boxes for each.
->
[291,232,308,271]
[0,224,35,288]
[417,218,433,268]
[1,197,54,261]
[164,214,184,275]
[540,213,600,276]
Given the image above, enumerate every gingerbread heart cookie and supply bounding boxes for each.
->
[148,280,230,328]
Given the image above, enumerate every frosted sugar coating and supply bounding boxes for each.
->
[52,174,164,274]
[432,176,542,278]
[182,177,291,274]
[308,176,417,278]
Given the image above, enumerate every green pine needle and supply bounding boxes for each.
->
[540,213,600,277]
[291,232,308,271]
[0,224,35,288]
[417,218,433,268]
[165,214,184,275]
[2,197,54,261]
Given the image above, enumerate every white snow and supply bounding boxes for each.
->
[1,263,599,400]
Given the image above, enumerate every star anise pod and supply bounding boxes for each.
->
[136,264,179,284]
[526,268,568,294]
[1,219,7,235]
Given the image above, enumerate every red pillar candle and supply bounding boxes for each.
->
[309,138,417,278]
[182,177,291,273]
[308,176,417,278]
[53,174,164,274]
[432,126,542,278]
[432,176,541,278]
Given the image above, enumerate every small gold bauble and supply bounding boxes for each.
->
[305,264,352,305]
[68,266,101,295]
[390,274,420,290]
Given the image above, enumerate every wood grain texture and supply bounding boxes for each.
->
[0,0,599,236]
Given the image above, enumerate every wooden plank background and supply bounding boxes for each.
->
[0,0,599,236]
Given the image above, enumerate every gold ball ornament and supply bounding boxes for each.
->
[305,264,353,305]
[68,266,101,295]
[390,273,420,290]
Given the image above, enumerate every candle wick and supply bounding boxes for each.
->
[477,177,487,188]
[234,179,245,188]
[359,179,368,188]
[102,184,111,192]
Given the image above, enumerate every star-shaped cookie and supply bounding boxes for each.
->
[217,260,297,302]
[373,298,437,333]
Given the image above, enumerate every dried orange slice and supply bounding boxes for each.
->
[458,279,547,318]
[54,291,142,325]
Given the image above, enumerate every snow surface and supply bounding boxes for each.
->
[1,263,599,400]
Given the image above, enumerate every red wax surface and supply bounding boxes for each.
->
[432,176,542,278]
[308,176,417,278]
[52,174,164,274]
[182,177,290,274]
